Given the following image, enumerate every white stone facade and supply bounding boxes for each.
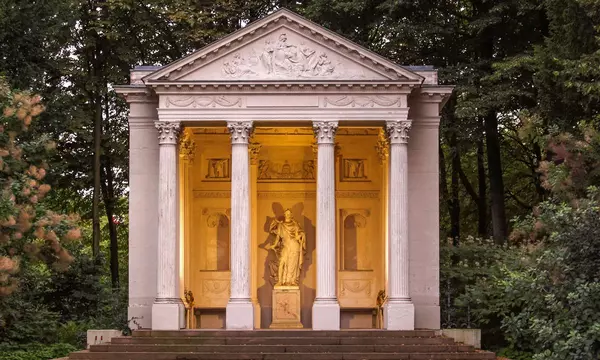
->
[117,9,452,330]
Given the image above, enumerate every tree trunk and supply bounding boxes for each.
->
[89,0,105,258]
[485,113,507,244]
[477,131,487,237]
[92,95,102,257]
[101,155,119,289]
[439,144,452,241]
[450,134,460,245]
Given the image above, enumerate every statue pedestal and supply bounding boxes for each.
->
[270,286,303,329]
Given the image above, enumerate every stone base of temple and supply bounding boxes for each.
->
[225,300,254,330]
[151,301,183,330]
[270,286,303,329]
[312,300,340,330]
[384,301,415,330]
[66,329,497,359]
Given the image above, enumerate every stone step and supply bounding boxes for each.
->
[112,336,456,345]
[90,344,475,353]
[132,330,438,338]
[69,351,497,360]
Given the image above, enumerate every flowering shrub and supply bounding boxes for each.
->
[0,78,80,296]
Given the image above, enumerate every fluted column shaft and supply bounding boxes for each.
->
[152,121,184,330]
[312,121,340,330]
[384,119,415,330]
[226,120,254,330]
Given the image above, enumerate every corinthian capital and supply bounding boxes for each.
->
[227,121,253,144]
[386,120,412,144]
[155,121,181,145]
[313,121,338,144]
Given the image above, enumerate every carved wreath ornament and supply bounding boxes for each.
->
[165,96,242,108]
[324,95,401,108]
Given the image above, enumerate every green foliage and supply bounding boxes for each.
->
[0,343,77,360]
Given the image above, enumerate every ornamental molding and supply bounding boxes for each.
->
[340,279,372,297]
[386,120,412,144]
[336,191,379,199]
[323,95,402,108]
[151,82,414,93]
[155,121,181,144]
[165,95,242,108]
[313,121,338,144]
[227,121,254,144]
[179,128,196,161]
[248,142,262,165]
[375,128,389,163]
[193,191,231,198]
[257,191,315,199]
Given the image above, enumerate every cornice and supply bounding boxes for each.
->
[114,85,157,103]
[148,81,415,94]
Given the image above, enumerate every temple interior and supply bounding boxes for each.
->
[179,126,389,329]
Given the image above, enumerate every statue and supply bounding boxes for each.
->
[266,209,306,287]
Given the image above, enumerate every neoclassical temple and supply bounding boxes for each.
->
[116,9,452,332]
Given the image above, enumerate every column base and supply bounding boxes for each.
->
[312,300,340,330]
[152,300,184,330]
[128,302,152,329]
[226,300,254,330]
[384,301,415,330]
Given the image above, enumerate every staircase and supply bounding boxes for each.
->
[68,330,496,360]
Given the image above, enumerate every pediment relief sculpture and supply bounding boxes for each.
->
[220,32,374,80]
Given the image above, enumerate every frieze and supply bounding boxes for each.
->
[323,95,402,108]
[193,191,231,198]
[257,192,316,199]
[257,159,315,181]
[165,96,242,108]
[335,191,379,199]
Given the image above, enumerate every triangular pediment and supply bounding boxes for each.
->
[144,9,423,83]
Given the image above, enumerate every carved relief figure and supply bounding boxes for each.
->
[266,209,306,286]
[221,32,354,79]
[207,159,229,179]
[343,159,367,180]
[257,159,315,181]
[302,160,315,180]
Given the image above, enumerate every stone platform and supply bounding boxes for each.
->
[67,329,496,359]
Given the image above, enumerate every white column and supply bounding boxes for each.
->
[226,120,254,330]
[152,121,184,330]
[384,119,415,330]
[312,121,340,330]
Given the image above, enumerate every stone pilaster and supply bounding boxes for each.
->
[152,121,184,330]
[384,119,415,330]
[226,120,254,330]
[312,121,340,330]
[249,141,262,328]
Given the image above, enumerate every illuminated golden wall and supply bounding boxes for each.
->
[180,127,387,329]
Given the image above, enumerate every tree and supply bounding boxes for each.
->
[0,78,80,296]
